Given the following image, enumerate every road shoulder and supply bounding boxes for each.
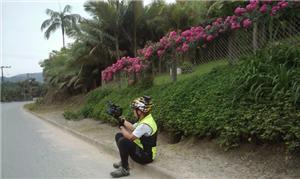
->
[24,106,300,179]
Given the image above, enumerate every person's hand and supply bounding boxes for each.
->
[118,117,125,127]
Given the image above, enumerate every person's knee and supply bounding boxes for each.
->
[117,137,131,148]
[115,132,123,143]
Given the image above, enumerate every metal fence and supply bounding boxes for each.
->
[187,16,300,65]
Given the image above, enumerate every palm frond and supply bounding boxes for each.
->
[41,19,53,31]
[58,81,68,89]
[64,14,81,22]
[83,19,116,42]
[67,76,79,88]
[46,8,60,18]
[63,5,72,14]
[44,22,61,39]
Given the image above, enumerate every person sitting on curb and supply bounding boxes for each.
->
[110,96,158,178]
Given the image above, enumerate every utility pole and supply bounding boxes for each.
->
[1,66,11,83]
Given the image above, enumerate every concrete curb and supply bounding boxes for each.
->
[24,107,176,179]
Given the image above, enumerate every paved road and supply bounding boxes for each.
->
[1,102,157,179]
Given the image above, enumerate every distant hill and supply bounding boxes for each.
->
[4,72,43,83]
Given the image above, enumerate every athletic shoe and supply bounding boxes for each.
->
[110,167,130,178]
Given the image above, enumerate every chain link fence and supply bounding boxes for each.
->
[188,16,300,65]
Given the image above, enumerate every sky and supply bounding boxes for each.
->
[1,0,175,77]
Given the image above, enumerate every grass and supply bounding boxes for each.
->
[24,103,38,111]
[154,59,228,86]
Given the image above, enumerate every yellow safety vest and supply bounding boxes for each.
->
[133,114,157,160]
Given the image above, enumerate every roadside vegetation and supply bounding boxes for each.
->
[1,79,45,102]
[28,0,300,152]
[73,41,300,151]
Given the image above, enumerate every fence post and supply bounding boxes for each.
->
[268,17,274,42]
[171,54,177,82]
[101,70,105,89]
[260,22,267,49]
[117,72,121,88]
[159,56,162,74]
[228,32,236,64]
[253,22,258,54]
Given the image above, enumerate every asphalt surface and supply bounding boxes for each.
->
[1,102,158,179]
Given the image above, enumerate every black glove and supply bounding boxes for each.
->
[118,117,125,127]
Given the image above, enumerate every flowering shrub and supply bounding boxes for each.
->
[101,56,144,81]
[102,0,294,82]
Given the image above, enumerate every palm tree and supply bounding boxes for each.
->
[84,0,129,59]
[41,5,81,48]
[131,0,144,56]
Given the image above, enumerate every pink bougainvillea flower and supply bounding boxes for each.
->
[218,28,226,33]
[175,36,182,44]
[231,22,241,30]
[206,35,214,42]
[234,7,247,16]
[260,4,268,13]
[137,49,143,56]
[249,0,258,4]
[205,25,212,30]
[225,16,231,23]
[216,17,223,23]
[181,43,189,52]
[181,30,191,37]
[169,31,177,38]
[195,33,202,40]
[242,19,252,28]
[230,15,237,21]
[271,5,280,16]
[246,3,257,11]
[282,2,289,9]
[157,49,165,57]
[133,64,141,73]
[213,21,220,26]
[278,1,288,9]
[159,37,168,47]
[144,47,153,59]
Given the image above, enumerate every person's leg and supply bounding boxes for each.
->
[113,133,124,168]
[111,133,131,178]
[117,137,153,167]
[117,137,136,169]
[115,132,124,146]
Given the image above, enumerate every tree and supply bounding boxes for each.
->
[84,0,130,59]
[132,0,144,56]
[41,5,81,48]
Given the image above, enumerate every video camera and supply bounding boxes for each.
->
[106,101,123,120]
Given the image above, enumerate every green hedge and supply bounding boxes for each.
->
[79,41,300,151]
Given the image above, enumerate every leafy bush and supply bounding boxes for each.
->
[227,41,300,151]
[82,66,238,142]
[234,41,300,105]
[80,41,300,151]
[24,103,38,111]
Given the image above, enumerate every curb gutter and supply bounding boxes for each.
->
[24,108,176,179]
